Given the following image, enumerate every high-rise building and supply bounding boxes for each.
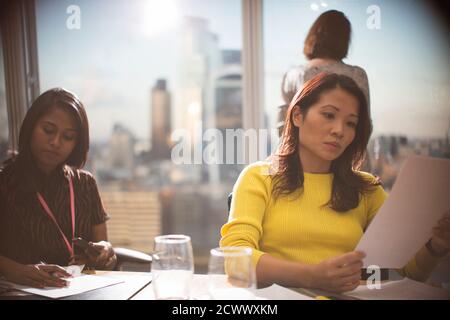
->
[216,50,242,130]
[174,16,220,170]
[214,49,243,182]
[108,123,135,179]
[150,79,171,160]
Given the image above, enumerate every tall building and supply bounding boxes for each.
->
[108,123,136,179]
[150,79,171,160]
[174,16,221,174]
[214,49,243,182]
[215,50,242,130]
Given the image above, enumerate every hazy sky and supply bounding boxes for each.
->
[36,0,450,141]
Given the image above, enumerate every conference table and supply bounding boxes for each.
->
[1,271,449,300]
[0,271,309,300]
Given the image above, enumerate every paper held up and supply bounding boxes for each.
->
[355,156,450,268]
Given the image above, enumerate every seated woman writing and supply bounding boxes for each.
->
[0,88,117,288]
[220,73,450,293]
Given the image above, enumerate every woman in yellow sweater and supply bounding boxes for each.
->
[220,73,450,293]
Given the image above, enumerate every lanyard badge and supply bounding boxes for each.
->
[36,176,76,257]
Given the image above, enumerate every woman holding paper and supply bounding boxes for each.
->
[220,73,450,293]
[0,88,117,288]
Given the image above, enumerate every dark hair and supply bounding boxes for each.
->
[272,73,378,212]
[4,88,89,176]
[303,10,351,60]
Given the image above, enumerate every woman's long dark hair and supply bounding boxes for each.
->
[272,73,379,212]
[2,88,89,191]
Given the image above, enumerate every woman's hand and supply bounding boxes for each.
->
[429,212,450,256]
[70,241,117,270]
[309,251,365,293]
[1,262,71,288]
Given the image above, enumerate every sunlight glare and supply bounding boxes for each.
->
[142,0,179,37]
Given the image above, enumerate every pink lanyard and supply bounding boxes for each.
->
[36,176,75,257]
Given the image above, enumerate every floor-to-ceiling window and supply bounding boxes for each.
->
[36,0,243,271]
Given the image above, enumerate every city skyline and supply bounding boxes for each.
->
[35,0,450,143]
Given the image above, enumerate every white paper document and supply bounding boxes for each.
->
[347,279,450,300]
[355,156,450,268]
[255,284,315,300]
[0,274,124,299]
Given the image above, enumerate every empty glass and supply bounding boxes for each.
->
[208,247,256,300]
[151,234,194,300]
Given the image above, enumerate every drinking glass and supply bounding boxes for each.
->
[207,247,256,300]
[151,234,194,300]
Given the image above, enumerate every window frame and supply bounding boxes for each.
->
[1,0,40,153]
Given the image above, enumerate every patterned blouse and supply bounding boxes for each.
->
[0,161,108,266]
[282,61,371,112]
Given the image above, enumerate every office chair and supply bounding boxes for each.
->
[227,193,233,213]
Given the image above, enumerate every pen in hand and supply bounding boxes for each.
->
[37,261,71,287]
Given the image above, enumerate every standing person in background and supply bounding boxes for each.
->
[279,10,370,140]
[0,88,117,288]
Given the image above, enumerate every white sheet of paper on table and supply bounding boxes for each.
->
[347,278,450,300]
[0,273,124,299]
[255,284,315,300]
[355,156,450,268]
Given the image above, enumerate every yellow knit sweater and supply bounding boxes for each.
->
[220,161,436,282]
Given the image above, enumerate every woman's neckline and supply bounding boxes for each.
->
[303,171,333,175]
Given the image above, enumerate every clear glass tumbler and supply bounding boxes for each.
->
[208,246,256,300]
[151,234,194,300]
